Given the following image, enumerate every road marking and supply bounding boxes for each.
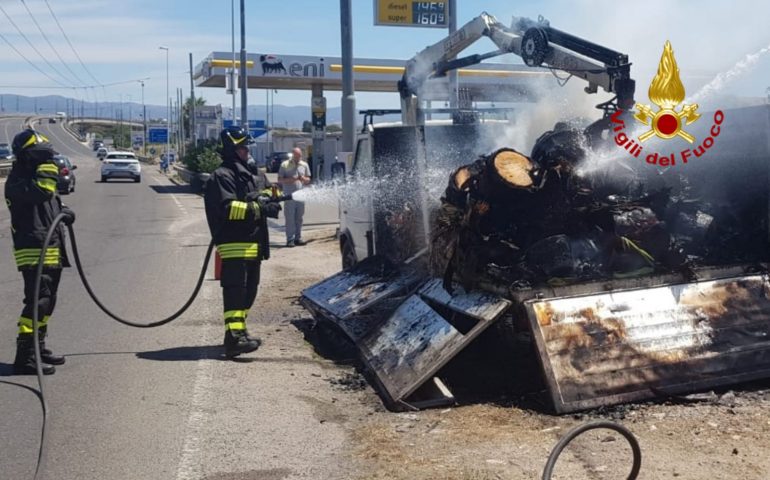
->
[175,325,214,480]
[153,175,188,215]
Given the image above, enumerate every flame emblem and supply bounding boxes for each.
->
[634,41,700,143]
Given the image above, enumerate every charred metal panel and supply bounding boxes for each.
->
[299,255,425,341]
[419,278,512,321]
[527,274,770,413]
[360,287,508,407]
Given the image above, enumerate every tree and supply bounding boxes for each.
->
[302,120,312,133]
[182,96,207,140]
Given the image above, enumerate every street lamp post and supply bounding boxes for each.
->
[159,46,170,162]
[140,80,147,156]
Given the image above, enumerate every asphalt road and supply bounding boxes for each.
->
[0,117,228,479]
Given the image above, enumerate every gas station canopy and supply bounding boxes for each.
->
[195,52,552,102]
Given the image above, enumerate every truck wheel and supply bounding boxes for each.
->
[341,238,357,270]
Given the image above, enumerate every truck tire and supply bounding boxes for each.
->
[341,238,357,270]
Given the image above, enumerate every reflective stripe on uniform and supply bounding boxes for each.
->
[36,164,59,175]
[224,321,246,331]
[13,247,60,268]
[224,309,247,320]
[36,178,57,192]
[17,315,48,333]
[216,242,259,259]
[228,201,248,220]
[18,316,34,334]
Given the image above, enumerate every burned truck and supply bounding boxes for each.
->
[303,12,770,412]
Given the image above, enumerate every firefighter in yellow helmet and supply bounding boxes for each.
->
[5,129,75,375]
[204,126,281,358]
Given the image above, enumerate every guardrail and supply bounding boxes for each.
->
[0,160,13,177]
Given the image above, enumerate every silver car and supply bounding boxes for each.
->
[101,151,141,183]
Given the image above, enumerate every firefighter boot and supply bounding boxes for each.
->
[13,335,56,375]
[223,329,262,358]
[39,327,66,365]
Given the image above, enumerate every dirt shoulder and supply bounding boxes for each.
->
[242,227,770,480]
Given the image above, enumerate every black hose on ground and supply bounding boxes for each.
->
[25,214,214,480]
[66,223,215,327]
[542,420,642,480]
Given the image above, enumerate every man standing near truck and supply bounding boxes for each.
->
[277,147,311,247]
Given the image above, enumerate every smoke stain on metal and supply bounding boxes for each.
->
[527,274,770,413]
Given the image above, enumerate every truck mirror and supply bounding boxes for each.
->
[331,162,346,181]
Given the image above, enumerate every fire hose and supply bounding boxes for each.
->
[24,193,291,480]
[542,420,642,480]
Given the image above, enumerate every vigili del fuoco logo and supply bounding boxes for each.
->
[611,41,724,167]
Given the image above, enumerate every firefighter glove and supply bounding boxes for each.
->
[61,206,76,225]
[261,202,281,219]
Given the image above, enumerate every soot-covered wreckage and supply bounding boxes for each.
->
[301,12,770,412]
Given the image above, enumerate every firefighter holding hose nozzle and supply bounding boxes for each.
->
[5,129,75,375]
[204,126,283,358]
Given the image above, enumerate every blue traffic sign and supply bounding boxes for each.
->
[249,128,266,138]
[148,128,168,143]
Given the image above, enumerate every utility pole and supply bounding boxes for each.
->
[231,0,237,123]
[189,52,196,146]
[239,0,248,127]
[448,0,458,109]
[159,46,170,162]
[340,0,355,155]
[140,80,147,156]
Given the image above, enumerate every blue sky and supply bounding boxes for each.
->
[2,0,770,111]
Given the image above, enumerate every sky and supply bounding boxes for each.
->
[2,0,770,113]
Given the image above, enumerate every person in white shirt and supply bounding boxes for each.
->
[277,147,311,247]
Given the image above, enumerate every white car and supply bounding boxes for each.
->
[101,151,141,183]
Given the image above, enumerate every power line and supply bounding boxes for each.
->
[0,30,73,88]
[19,0,86,86]
[42,0,102,87]
[0,2,75,87]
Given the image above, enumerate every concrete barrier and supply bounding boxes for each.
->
[0,161,12,177]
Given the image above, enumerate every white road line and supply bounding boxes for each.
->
[175,326,214,480]
[153,175,188,214]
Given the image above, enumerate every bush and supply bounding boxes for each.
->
[183,140,221,173]
[193,149,221,173]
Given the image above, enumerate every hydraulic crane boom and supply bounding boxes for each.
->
[398,13,635,126]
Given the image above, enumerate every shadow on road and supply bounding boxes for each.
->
[150,185,191,194]
[137,345,223,361]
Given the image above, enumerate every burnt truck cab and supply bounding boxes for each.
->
[333,113,514,269]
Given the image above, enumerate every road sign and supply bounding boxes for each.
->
[148,128,168,143]
[374,1,448,28]
[249,128,267,138]
[223,119,265,129]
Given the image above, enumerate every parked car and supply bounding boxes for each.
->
[0,144,14,162]
[48,118,56,124]
[267,151,292,173]
[101,151,141,183]
[96,147,108,159]
[53,154,76,194]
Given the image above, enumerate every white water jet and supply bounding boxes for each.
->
[687,43,770,105]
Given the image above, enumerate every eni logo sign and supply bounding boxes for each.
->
[611,41,725,167]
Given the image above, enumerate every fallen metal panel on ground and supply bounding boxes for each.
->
[359,282,511,407]
[300,255,426,340]
[419,278,512,321]
[527,274,770,413]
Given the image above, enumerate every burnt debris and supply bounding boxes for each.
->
[431,123,769,291]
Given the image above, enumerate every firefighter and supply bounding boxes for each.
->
[5,129,75,375]
[204,126,281,358]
